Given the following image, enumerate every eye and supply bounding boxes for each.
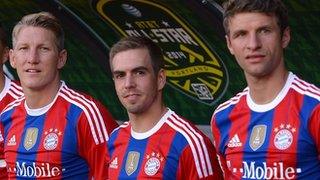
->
[18,46,28,51]
[259,28,271,34]
[113,72,125,80]
[40,47,50,51]
[136,70,145,75]
[232,31,246,39]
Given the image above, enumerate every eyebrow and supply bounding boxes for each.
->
[112,66,149,74]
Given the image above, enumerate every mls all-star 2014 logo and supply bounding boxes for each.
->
[273,124,296,150]
[95,0,228,106]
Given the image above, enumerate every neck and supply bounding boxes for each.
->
[24,80,61,109]
[129,100,167,133]
[246,69,288,104]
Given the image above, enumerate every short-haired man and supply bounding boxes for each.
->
[0,12,118,179]
[108,36,223,179]
[211,0,320,179]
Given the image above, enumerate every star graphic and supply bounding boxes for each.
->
[161,21,170,27]
[125,22,133,28]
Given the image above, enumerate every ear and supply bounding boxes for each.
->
[225,35,235,55]
[281,27,291,48]
[9,49,16,69]
[157,68,166,91]
[1,47,9,64]
[57,49,67,69]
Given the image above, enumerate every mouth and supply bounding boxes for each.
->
[245,54,265,62]
[25,69,41,73]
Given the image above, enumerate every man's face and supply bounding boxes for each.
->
[111,48,165,114]
[9,26,66,91]
[226,12,290,78]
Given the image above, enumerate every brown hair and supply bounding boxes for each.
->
[0,24,7,47]
[223,0,288,35]
[109,36,164,74]
[12,11,64,51]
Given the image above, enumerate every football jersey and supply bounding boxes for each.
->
[211,72,320,179]
[108,109,223,179]
[0,76,23,179]
[0,81,118,179]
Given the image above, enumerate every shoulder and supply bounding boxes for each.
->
[165,110,211,147]
[4,78,23,100]
[213,87,248,115]
[290,74,320,102]
[1,96,25,115]
[58,82,106,112]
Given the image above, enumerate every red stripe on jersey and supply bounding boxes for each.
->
[215,89,248,114]
[34,97,69,179]
[61,86,109,141]
[172,113,213,176]
[59,84,106,145]
[109,124,131,178]
[6,104,27,178]
[266,89,302,178]
[166,113,211,178]
[211,116,227,175]
[226,97,251,177]
[137,123,176,178]
[8,80,23,99]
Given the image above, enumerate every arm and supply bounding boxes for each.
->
[77,99,118,179]
[177,134,223,180]
[0,122,7,179]
[308,104,320,152]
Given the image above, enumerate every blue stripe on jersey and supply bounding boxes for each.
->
[119,137,148,179]
[297,96,320,178]
[163,132,188,180]
[1,109,14,143]
[108,128,121,157]
[215,105,234,154]
[62,104,88,179]
[241,110,273,180]
[16,114,46,180]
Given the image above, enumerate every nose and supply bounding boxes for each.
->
[27,48,40,64]
[124,74,136,89]
[247,33,261,51]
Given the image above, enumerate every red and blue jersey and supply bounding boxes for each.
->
[0,76,23,179]
[211,72,320,179]
[108,109,223,179]
[0,81,118,179]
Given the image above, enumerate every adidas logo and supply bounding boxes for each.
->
[7,135,16,146]
[110,157,118,169]
[228,134,242,147]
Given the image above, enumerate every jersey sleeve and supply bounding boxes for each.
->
[308,104,320,152]
[0,122,7,179]
[177,133,223,180]
[211,115,230,178]
[76,98,118,179]
[93,98,119,135]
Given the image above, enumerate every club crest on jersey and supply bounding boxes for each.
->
[249,125,267,151]
[125,151,140,176]
[144,152,164,176]
[43,128,62,151]
[24,128,39,151]
[274,124,296,150]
